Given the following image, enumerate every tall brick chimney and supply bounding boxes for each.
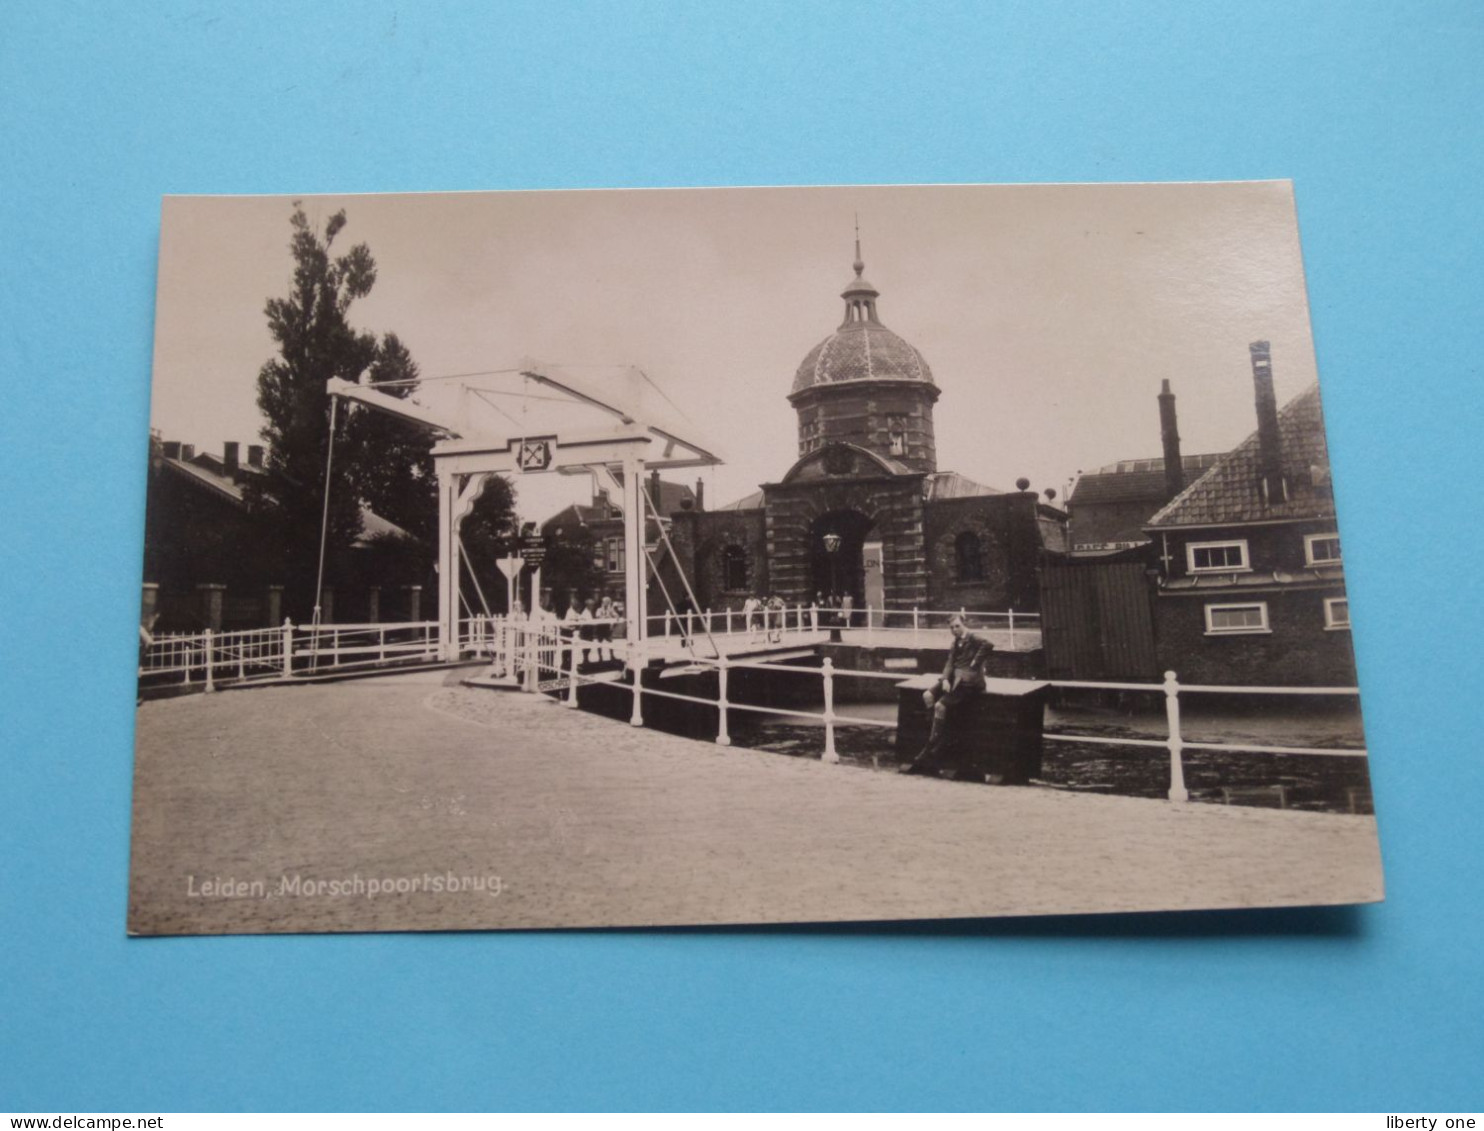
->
[694,477,705,512]
[1249,341,1289,505]
[247,444,265,469]
[223,441,240,479]
[1158,379,1184,500]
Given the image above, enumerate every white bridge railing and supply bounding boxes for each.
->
[645,604,1040,650]
[138,619,444,691]
[141,615,1366,806]
[532,636,1364,804]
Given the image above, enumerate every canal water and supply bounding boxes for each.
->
[725,692,1372,814]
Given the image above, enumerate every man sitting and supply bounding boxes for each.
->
[900,615,996,777]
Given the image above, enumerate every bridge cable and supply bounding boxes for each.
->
[640,478,724,662]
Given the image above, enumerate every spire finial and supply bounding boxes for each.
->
[853,214,865,277]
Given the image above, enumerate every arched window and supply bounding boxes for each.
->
[723,545,749,591]
[955,531,985,583]
[887,413,907,456]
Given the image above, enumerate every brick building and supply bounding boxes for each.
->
[542,474,697,611]
[662,240,1067,614]
[143,435,421,631]
[1066,379,1221,553]
[1144,343,1354,685]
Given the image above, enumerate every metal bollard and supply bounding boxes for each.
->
[629,640,644,726]
[1163,670,1189,802]
[716,656,731,746]
[821,657,839,764]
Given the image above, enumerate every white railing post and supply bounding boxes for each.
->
[378,625,386,663]
[203,628,215,693]
[237,636,246,680]
[524,626,538,693]
[726,607,734,635]
[865,608,874,646]
[912,606,920,646]
[1163,670,1189,803]
[565,639,579,709]
[281,619,294,679]
[332,629,340,667]
[810,603,819,631]
[716,656,731,746]
[629,639,645,726]
[664,610,672,638]
[1008,608,1017,650]
[704,608,712,633]
[821,657,839,763]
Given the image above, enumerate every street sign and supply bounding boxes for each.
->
[497,556,526,581]
[520,535,547,567]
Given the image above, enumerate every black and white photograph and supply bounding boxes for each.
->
[128,181,1382,935]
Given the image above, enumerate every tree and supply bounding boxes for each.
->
[345,332,436,543]
[251,204,378,614]
[251,203,521,621]
[537,521,605,613]
[344,332,520,609]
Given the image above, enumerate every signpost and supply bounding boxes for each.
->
[497,555,526,617]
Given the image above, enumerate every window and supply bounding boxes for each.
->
[605,537,623,574]
[800,417,822,453]
[1204,602,1270,635]
[1187,539,1250,573]
[722,545,748,591]
[1305,533,1342,567]
[887,414,907,456]
[955,531,985,583]
[1324,596,1350,630]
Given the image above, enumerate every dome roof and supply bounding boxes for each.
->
[790,237,936,396]
[791,322,935,394]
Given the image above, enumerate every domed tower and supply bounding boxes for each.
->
[788,231,940,474]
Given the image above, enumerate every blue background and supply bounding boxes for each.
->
[3,1,1481,1112]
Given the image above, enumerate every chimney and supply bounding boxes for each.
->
[181,443,196,462]
[694,477,705,512]
[1158,380,1184,500]
[247,444,265,469]
[649,469,662,511]
[223,441,240,479]
[1249,341,1288,505]
[162,440,181,460]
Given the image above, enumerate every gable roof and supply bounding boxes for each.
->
[926,470,1001,501]
[1146,383,1334,528]
[159,444,412,543]
[541,479,696,529]
[717,489,765,512]
[1069,453,1222,507]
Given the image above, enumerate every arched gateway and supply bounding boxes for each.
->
[665,232,1068,616]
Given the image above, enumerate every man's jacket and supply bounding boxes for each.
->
[941,629,996,691]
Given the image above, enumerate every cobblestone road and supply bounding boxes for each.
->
[128,669,1383,935]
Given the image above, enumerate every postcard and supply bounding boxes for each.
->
[129,182,1381,934]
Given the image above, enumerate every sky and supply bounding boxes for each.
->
[149,182,1322,524]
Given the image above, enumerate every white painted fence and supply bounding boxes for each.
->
[643,604,1040,650]
[138,619,445,690]
[550,638,1365,803]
